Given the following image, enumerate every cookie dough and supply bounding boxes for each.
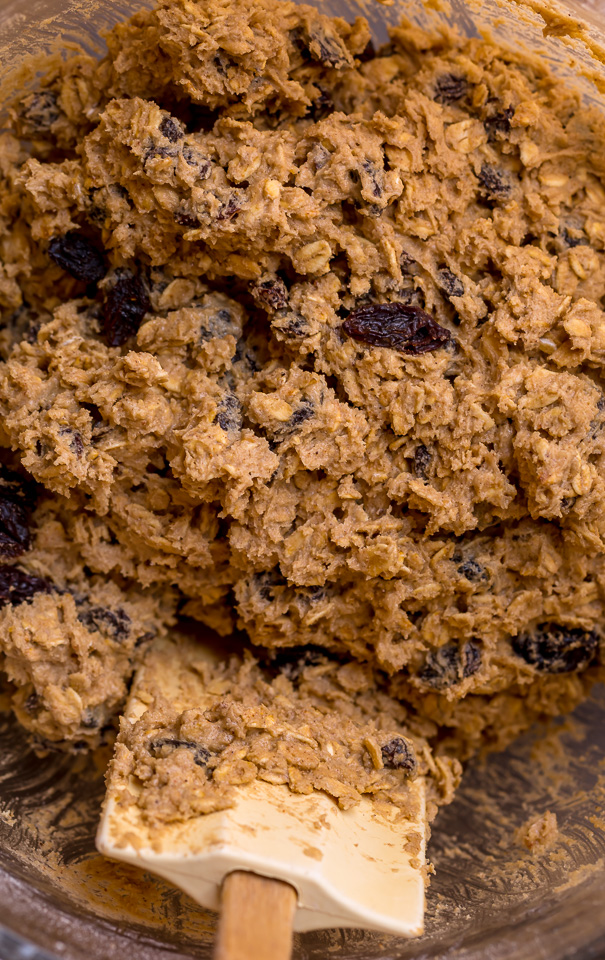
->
[110,635,460,826]
[0,0,604,772]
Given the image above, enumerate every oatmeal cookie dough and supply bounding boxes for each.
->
[0,458,175,747]
[1,0,605,756]
[111,635,460,827]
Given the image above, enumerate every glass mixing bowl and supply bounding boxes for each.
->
[1,0,605,957]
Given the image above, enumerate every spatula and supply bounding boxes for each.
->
[96,633,427,959]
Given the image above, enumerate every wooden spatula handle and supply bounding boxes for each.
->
[214,870,297,960]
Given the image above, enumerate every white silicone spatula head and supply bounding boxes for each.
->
[96,635,427,956]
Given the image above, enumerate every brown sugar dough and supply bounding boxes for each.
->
[0,0,605,763]
[111,635,460,826]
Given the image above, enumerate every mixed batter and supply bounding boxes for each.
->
[0,0,604,821]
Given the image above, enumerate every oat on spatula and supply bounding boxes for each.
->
[97,634,446,958]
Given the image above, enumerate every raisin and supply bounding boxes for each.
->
[438,268,464,298]
[214,394,242,433]
[308,143,330,171]
[0,468,36,558]
[361,159,382,199]
[419,641,481,689]
[70,432,84,459]
[306,26,349,68]
[457,558,488,582]
[273,312,310,339]
[342,303,450,355]
[144,143,177,163]
[252,276,289,310]
[217,195,242,221]
[288,400,314,429]
[478,164,511,200]
[102,275,150,347]
[435,74,468,103]
[0,566,52,608]
[149,738,210,768]
[308,88,334,121]
[484,105,514,140]
[174,210,200,228]
[512,624,598,674]
[19,90,60,134]
[159,116,183,142]
[77,605,131,641]
[413,444,431,479]
[200,307,239,341]
[357,39,376,63]
[562,228,587,248]
[182,146,212,179]
[381,737,417,775]
[48,232,106,284]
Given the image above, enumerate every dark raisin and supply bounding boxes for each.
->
[438,268,464,298]
[435,74,468,103]
[48,232,106,284]
[484,105,514,140]
[77,604,131,641]
[174,210,200,228]
[0,566,52,608]
[288,400,314,429]
[149,737,210,767]
[457,559,488,582]
[102,275,150,347]
[70,433,84,459]
[413,444,431,479]
[217,195,242,221]
[135,631,155,649]
[19,90,60,133]
[512,624,598,674]
[357,39,376,62]
[200,307,239,342]
[342,303,450,355]
[144,143,177,163]
[273,312,310,339]
[214,394,242,433]
[306,26,349,68]
[381,737,417,774]
[419,641,481,689]
[562,228,587,248]
[182,146,212,179]
[0,467,38,558]
[361,159,382,199]
[252,276,289,310]
[308,88,334,121]
[159,116,183,142]
[478,164,511,200]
